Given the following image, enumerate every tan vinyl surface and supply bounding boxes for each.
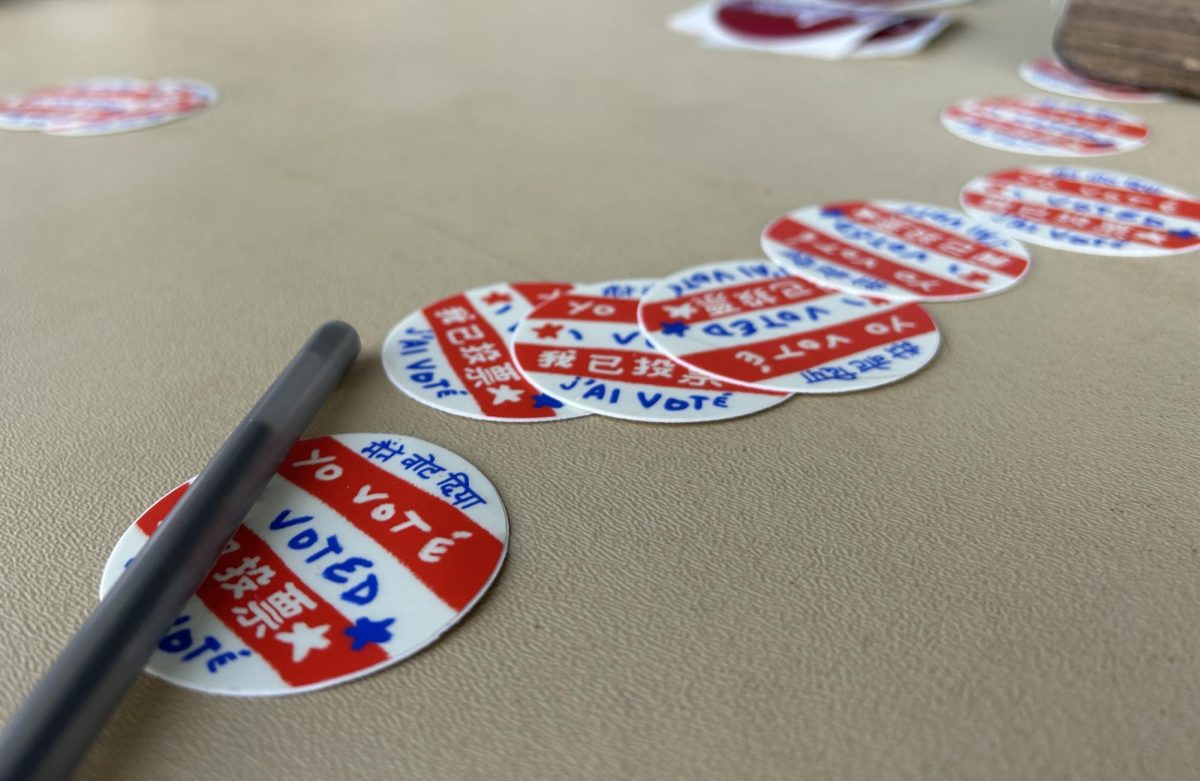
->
[2,0,1199,779]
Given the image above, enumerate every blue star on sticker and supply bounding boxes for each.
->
[659,320,689,337]
[532,393,563,409]
[1169,229,1197,240]
[345,616,395,651]
[820,207,843,218]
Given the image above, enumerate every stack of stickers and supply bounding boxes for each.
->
[668,0,969,60]
[382,200,1035,425]
[0,77,217,136]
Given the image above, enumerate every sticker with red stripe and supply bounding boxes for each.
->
[939,96,1149,157]
[1019,57,1170,104]
[382,281,588,422]
[943,105,1109,156]
[195,526,388,688]
[961,165,1200,257]
[639,275,827,327]
[983,97,1148,139]
[639,261,941,393]
[277,436,503,612]
[99,433,509,697]
[511,280,789,422]
[761,201,1030,302]
[979,168,1200,221]
[0,77,217,136]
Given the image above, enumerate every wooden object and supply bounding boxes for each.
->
[1055,0,1200,97]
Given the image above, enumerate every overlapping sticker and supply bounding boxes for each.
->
[99,434,507,696]
[670,1,897,59]
[668,0,957,58]
[940,96,1150,157]
[850,15,952,59]
[760,200,1031,301]
[711,1,894,58]
[961,165,1200,257]
[1019,57,1170,104]
[638,260,940,393]
[382,282,588,422]
[0,78,217,136]
[511,279,791,423]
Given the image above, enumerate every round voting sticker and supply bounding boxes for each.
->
[99,434,507,697]
[511,279,791,423]
[761,201,1031,302]
[961,166,1200,257]
[940,96,1149,157]
[1019,57,1170,104]
[0,78,217,136]
[638,260,940,394]
[382,282,589,422]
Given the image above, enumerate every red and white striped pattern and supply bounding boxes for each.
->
[511,279,790,423]
[99,433,507,696]
[960,166,1200,257]
[382,281,588,422]
[637,260,940,393]
[761,200,1030,302]
[0,78,217,136]
[940,96,1149,157]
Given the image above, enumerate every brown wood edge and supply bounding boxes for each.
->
[1052,0,1200,98]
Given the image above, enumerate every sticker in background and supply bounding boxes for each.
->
[670,1,897,59]
[822,0,972,10]
[0,78,217,136]
[761,200,1030,301]
[99,434,507,696]
[382,282,588,422]
[511,279,791,423]
[961,166,1200,257]
[850,14,952,58]
[940,96,1150,157]
[1019,57,1170,104]
[638,260,940,393]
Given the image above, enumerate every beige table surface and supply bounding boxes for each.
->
[2,0,1200,779]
